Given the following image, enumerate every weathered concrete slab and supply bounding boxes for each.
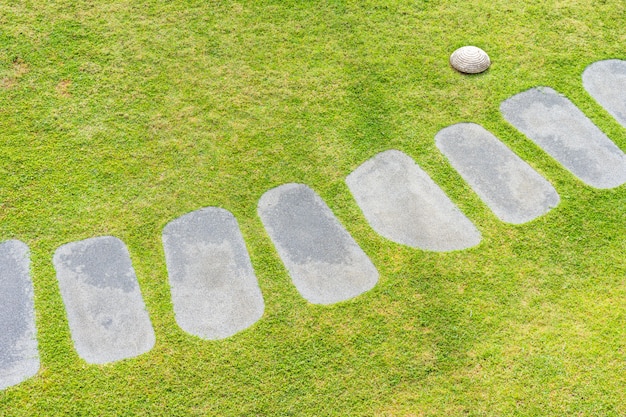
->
[53,236,155,364]
[162,207,264,340]
[500,87,626,189]
[258,183,378,304]
[0,240,39,390]
[345,150,481,251]
[583,59,626,128]
[435,123,560,224]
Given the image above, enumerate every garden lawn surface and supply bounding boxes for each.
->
[1,0,626,415]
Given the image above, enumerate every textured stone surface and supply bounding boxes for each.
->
[346,150,481,250]
[53,236,155,364]
[501,87,626,189]
[258,183,378,304]
[436,123,560,224]
[0,240,39,390]
[449,46,491,74]
[162,207,264,340]
[583,59,626,128]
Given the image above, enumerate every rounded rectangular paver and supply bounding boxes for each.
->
[435,123,560,224]
[162,207,264,340]
[500,86,626,189]
[345,150,481,251]
[583,59,626,128]
[0,240,39,390]
[53,236,155,364]
[258,183,378,305]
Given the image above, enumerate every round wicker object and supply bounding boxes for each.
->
[449,46,490,74]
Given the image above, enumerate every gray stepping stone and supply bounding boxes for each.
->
[53,236,155,364]
[258,183,378,305]
[435,123,560,224]
[345,150,481,251]
[162,207,264,340]
[501,87,626,189]
[0,240,39,390]
[582,59,626,128]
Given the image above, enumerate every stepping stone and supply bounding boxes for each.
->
[53,236,155,364]
[435,123,560,224]
[582,59,626,128]
[258,183,378,305]
[345,150,481,251]
[0,240,39,390]
[500,87,626,189]
[162,207,264,340]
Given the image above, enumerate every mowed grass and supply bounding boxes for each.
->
[1,0,625,415]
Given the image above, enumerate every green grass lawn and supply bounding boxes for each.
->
[1,0,625,415]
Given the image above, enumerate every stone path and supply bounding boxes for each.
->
[0,241,39,390]
[583,59,626,128]
[258,183,379,305]
[501,86,626,189]
[162,207,264,340]
[435,123,560,224]
[53,236,155,364]
[4,59,626,389]
[346,149,481,250]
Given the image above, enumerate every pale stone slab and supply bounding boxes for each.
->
[258,183,378,305]
[435,123,560,224]
[0,240,39,390]
[345,150,481,251]
[500,87,626,189]
[162,207,264,340]
[583,59,626,128]
[53,236,155,364]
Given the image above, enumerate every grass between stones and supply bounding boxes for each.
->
[0,0,625,415]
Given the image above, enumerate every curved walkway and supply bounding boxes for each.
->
[2,59,625,389]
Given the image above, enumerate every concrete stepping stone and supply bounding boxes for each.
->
[0,240,39,390]
[582,59,626,128]
[435,123,560,224]
[258,183,378,305]
[500,86,626,189]
[53,236,155,364]
[345,150,481,251]
[162,207,264,340]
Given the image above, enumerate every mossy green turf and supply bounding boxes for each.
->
[1,0,625,415]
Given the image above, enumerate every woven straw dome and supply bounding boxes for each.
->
[450,46,491,74]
